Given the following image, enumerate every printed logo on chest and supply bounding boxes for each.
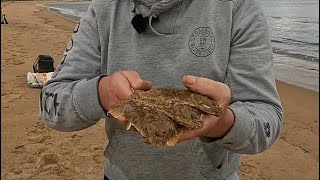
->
[188,27,215,57]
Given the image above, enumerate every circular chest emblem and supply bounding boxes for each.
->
[188,27,215,57]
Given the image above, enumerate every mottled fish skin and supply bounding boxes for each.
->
[135,88,222,117]
[171,103,206,129]
[122,102,179,147]
[108,88,222,147]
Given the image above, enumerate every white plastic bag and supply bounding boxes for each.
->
[27,72,54,88]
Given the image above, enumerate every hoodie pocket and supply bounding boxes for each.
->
[191,139,230,179]
[104,130,121,161]
[104,129,220,179]
[104,129,159,179]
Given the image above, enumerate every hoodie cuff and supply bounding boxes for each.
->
[214,103,256,150]
[73,75,108,122]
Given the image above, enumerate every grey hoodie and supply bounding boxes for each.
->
[40,0,284,179]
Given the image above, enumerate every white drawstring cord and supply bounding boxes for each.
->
[148,14,169,36]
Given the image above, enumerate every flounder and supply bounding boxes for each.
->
[108,88,222,147]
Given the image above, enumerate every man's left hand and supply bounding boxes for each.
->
[178,75,235,143]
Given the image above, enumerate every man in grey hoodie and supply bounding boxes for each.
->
[40,0,284,179]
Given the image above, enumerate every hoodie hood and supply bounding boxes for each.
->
[133,0,162,8]
[131,0,184,16]
[130,0,185,36]
[149,0,185,15]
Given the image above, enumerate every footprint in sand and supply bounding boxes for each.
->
[27,134,51,144]
[11,145,27,154]
[21,97,32,102]
[16,50,26,54]
[26,121,51,144]
[9,52,17,57]
[93,154,105,164]
[15,44,24,48]
[5,168,27,180]
[6,153,62,179]
[90,144,104,151]
[239,162,260,178]
[9,55,25,65]
[26,128,51,144]
[6,93,23,102]
[58,141,73,156]
[35,153,81,176]
[12,60,25,65]
[70,133,83,144]
[12,142,48,156]
[35,120,47,129]
[5,154,41,180]
[36,153,59,167]
[16,31,23,35]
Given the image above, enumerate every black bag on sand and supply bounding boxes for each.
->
[33,55,55,73]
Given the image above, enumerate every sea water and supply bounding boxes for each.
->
[259,0,319,91]
[39,0,319,91]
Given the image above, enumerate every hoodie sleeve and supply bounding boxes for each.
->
[40,2,108,132]
[206,0,284,154]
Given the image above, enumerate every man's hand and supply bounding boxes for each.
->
[98,70,152,126]
[178,75,235,142]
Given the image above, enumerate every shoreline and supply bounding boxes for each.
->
[1,1,318,180]
[41,5,80,22]
[274,64,319,92]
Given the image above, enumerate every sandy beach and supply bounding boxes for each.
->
[1,1,319,180]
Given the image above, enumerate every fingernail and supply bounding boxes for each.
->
[184,75,196,85]
[142,80,152,87]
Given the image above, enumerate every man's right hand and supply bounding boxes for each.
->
[98,70,152,124]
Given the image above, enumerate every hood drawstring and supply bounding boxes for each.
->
[148,14,165,36]
[130,0,184,36]
[131,11,164,35]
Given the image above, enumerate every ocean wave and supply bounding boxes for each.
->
[294,20,319,24]
[273,48,319,62]
[271,39,319,48]
[39,4,85,18]
[270,16,283,20]
[269,16,319,24]
[281,38,319,46]
[271,40,286,44]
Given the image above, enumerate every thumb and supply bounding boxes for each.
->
[136,80,153,91]
[178,128,203,143]
[119,71,152,91]
[182,75,230,102]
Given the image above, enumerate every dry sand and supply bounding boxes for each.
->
[1,2,319,180]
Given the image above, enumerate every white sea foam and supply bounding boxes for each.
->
[274,54,319,91]
[38,4,85,18]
